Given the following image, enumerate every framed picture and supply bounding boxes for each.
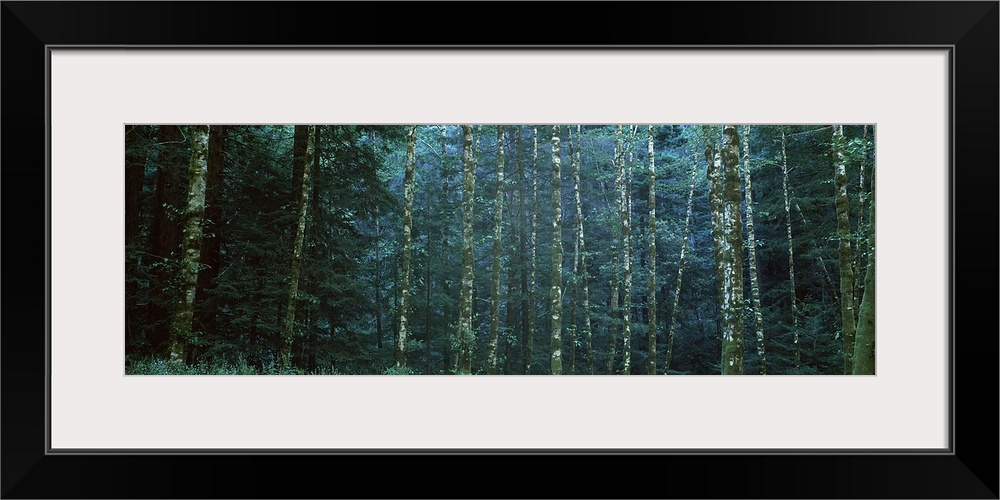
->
[4,2,996,498]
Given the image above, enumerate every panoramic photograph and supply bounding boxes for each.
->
[125,124,875,375]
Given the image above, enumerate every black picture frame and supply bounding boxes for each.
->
[3,2,996,498]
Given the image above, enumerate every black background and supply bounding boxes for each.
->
[2,2,997,498]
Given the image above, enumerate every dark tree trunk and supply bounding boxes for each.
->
[281,125,315,369]
[125,126,147,347]
[147,124,184,354]
[307,126,322,373]
[195,125,226,337]
[292,125,308,209]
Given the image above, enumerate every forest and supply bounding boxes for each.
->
[124,124,875,375]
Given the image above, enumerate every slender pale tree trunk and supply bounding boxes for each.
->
[440,126,452,372]
[622,127,635,375]
[852,164,876,375]
[608,249,619,374]
[646,125,657,375]
[457,125,476,374]
[665,146,699,373]
[281,125,315,369]
[518,127,529,374]
[781,129,801,372]
[525,126,538,374]
[168,125,210,363]
[570,236,578,375]
[570,126,594,374]
[720,125,744,375]
[550,125,563,375]
[488,126,505,374]
[854,125,870,318]
[608,125,624,374]
[393,257,399,349]
[704,126,726,351]
[832,125,857,374]
[568,127,579,374]
[505,191,518,374]
[742,126,766,374]
[395,125,417,369]
[504,127,518,374]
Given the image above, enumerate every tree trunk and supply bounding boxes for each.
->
[852,163,876,375]
[307,127,322,373]
[622,127,634,375]
[608,242,619,375]
[124,126,145,248]
[550,125,563,375]
[458,125,476,374]
[440,125,452,372]
[396,125,417,369]
[125,126,146,347]
[781,129,801,372]
[525,126,539,375]
[742,126,766,374]
[720,125,744,375]
[568,128,578,374]
[488,126,505,374]
[504,126,519,375]
[572,126,594,375]
[195,125,226,338]
[704,126,726,353]
[607,125,624,374]
[518,126,529,374]
[167,125,210,363]
[148,124,184,353]
[854,125,870,320]
[568,126,584,375]
[646,125,657,375]
[506,204,518,374]
[665,147,699,373]
[570,250,578,375]
[281,125,314,369]
[505,170,519,375]
[832,125,857,374]
[306,294,315,373]
[393,256,399,350]
[291,125,308,210]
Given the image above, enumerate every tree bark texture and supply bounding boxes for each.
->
[281,125,314,369]
[488,126,505,374]
[742,126,766,374]
[832,125,857,374]
[396,125,417,369]
[550,126,563,375]
[168,125,210,363]
[720,125,744,375]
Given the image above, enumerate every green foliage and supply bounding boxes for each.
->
[383,365,415,375]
